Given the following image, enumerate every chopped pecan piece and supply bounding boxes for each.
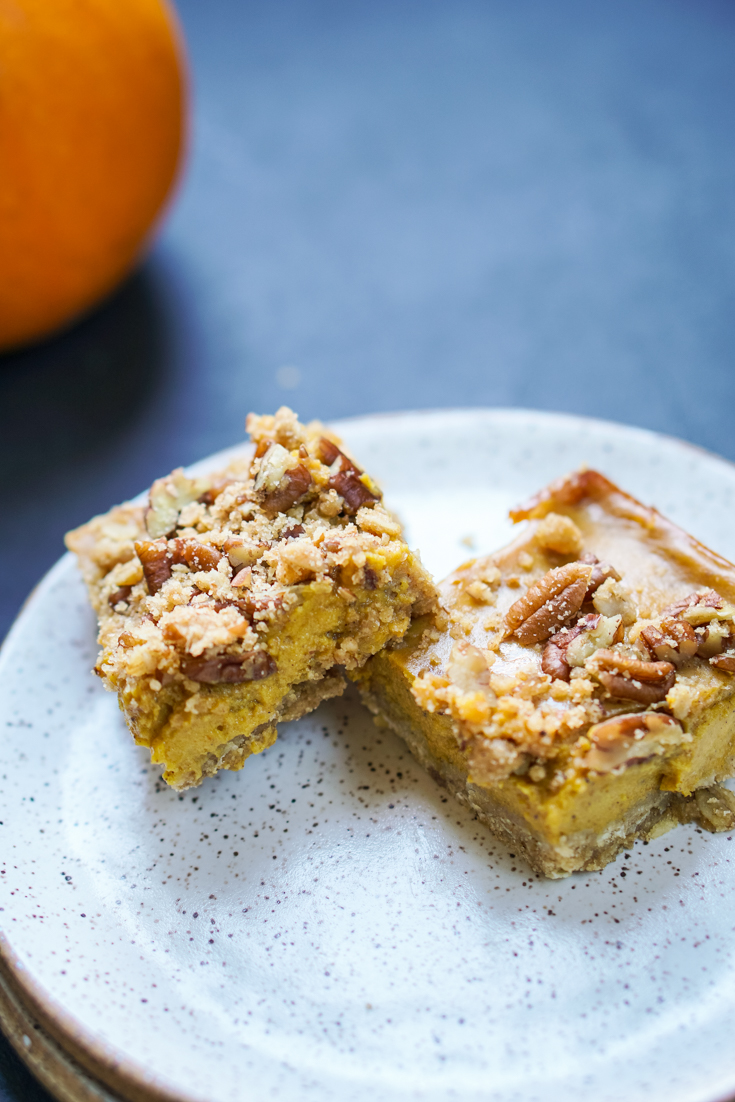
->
[281,524,305,540]
[505,562,592,646]
[662,589,723,618]
[696,621,731,658]
[581,712,684,773]
[263,464,313,518]
[170,538,222,573]
[640,618,698,666]
[108,585,132,608]
[541,613,601,682]
[318,436,380,514]
[710,654,735,674]
[181,650,276,684]
[135,539,173,595]
[145,469,210,539]
[589,649,675,704]
[578,552,621,597]
[223,537,261,569]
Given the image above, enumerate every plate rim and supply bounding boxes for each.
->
[4,405,735,1102]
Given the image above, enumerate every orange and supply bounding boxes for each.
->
[0,0,186,351]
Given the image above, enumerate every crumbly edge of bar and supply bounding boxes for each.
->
[65,405,440,700]
[411,478,735,793]
[359,684,735,878]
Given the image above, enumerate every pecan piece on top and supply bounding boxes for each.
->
[662,589,723,619]
[261,465,312,517]
[170,538,223,573]
[318,437,381,514]
[108,585,132,609]
[181,650,276,684]
[254,442,313,517]
[504,562,592,646]
[578,552,621,597]
[581,712,684,773]
[711,654,735,674]
[640,618,698,666]
[588,648,675,704]
[135,539,173,595]
[541,613,600,682]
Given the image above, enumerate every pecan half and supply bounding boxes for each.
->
[581,712,684,773]
[589,649,675,704]
[504,562,592,646]
[181,650,276,684]
[640,618,698,666]
[135,539,173,595]
[711,654,735,674]
[318,437,380,514]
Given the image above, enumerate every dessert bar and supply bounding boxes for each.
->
[67,408,438,790]
[354,470,735,877]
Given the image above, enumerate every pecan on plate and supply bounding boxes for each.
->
[504,562,592,646]
[581,712,684,773]
[181,650,276,684]
[588,649,675,704]
[640,618,698,666]
[318,437,381,514]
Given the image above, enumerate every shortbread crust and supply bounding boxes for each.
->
[67,407,439,790]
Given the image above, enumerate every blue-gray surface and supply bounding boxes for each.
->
[1,0,734,1098]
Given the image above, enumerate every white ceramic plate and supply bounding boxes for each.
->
[3,409,735,1102]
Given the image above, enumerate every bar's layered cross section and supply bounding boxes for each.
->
[353,470,735,877]
[66,408,438,790]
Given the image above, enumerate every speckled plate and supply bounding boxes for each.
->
[3,409,735,1102]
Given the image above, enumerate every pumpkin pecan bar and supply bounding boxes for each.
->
[353,470,735,878]
[66,407,438,790]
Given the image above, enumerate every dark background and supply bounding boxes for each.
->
[2,0,735,1097]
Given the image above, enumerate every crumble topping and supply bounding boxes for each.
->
[412,500,735,789]
[67,407,438,697]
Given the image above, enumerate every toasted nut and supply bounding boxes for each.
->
[135,539,173,595]
[588,648,675,703]
[181,650,276,683]
[711,654,735,674]
[223,537,262,569]
[662,589,723,618]
[170,538,222,573]
[504,562,592,645]
[591,577,637,625]
[541,612,601,682]
[318,436,381,514]
[640,618,698,666]
[682,604,735,626]
[145,469,211,539]
[578,552,621,596]
[697,621,731,658]
[581,712,684,773]
[108,585,132,608]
